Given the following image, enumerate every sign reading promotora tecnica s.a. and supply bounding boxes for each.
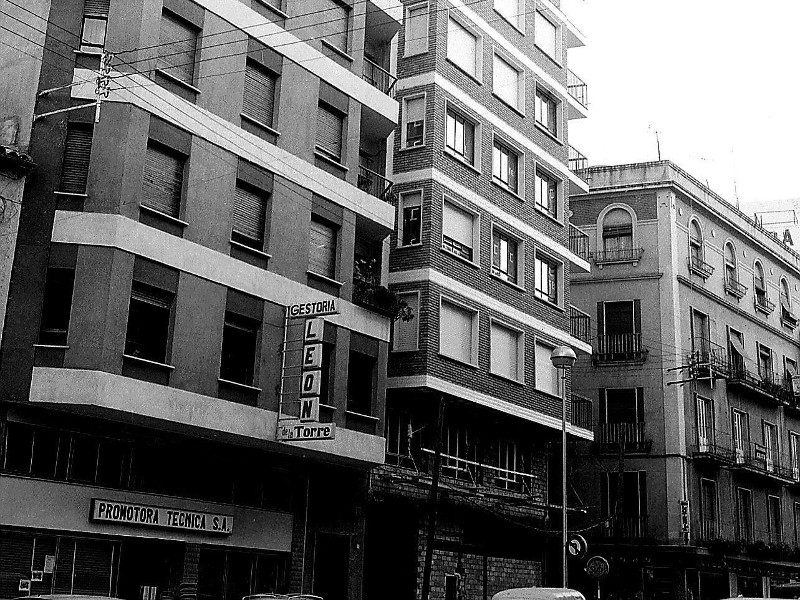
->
[90,499,233,535]
[287,300,337,318]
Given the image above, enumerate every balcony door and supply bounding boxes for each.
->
[763,421,778,472]
[699,478,718,540]
[732,410,749,463]
[696,395,713,452]
[597,300,641,356]
[728,328,746,376]
[690,308,713,360]
[600,388,644,448]
[601,471,647,538]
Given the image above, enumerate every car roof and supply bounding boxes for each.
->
[15,596,125,600]
[491,588,586,600]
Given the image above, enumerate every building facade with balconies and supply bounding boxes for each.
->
[366,0,592,597]
[570,161,800,600]
[0,0,402,598]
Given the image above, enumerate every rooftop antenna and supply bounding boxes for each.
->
[731,147,740,208]
[648,124,661,161]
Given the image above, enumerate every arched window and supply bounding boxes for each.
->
[689,219,703,263]
[779,278,797,329]
[602,208,633,256]
[724,242,737,283]
[754,261,768,308]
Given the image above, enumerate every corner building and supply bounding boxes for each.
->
[0,0,403,599]
[367,0,593,598]
[570,162,800,600]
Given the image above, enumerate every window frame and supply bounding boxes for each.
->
[534,250,561,306]
[492,134,524,197]
[699,477,719,537]
[534,338,562,397]
[439,295,479,367]
[124,281,175,365]
[315,101,345,163]
[401,93,426,149]
[404,2,429,57]
[736,486,754,542]
[444,102,480,168]
[534,167,560,220]
[494,0,525,33]
[392,291,420,352]
[446,11,483,81]
[157,9,199,86]
[534,10,560,62]
[768,494,783,543]
[491,223,524,288]
[397,189,423,248]
[535,86,559,138]
[441,196,480,266]
[308,215,339,281]
[689,218,704,261]
[218,311,261,387]
[492,49,525,113]
[489,317,525,383]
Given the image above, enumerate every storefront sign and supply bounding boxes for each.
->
[277,422,335,441]
[43,555,55,574]
[19,579,30,593]
[288,300,338,318]
[90,499,233,535]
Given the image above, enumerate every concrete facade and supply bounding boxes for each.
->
[570,161,800,600]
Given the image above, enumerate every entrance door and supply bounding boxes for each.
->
[117,539,184,600]
[313,533,350,600]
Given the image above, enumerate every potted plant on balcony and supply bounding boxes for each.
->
[353,256,415,322]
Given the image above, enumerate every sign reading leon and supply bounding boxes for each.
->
[90,499,233,534]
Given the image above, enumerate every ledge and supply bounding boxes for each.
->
[490,272,526,292]
[491,178,524,202]
[54,191,88,199]
[122,354,175,370]
[438,351,478,369]
[489,371,525,386]
[440,247,480,269]
[252,0,289,19]
[313,148,348,172]
[345,410,380,422]
[307,270,344,288]
[534,122,563,145]
[320,39,354,63]
[443,148,481,175]
[218,377,262,393]
[533,204,565,228]
[491,92,526,118]
[33,344,69,349]
[154,68,201,95]
[240,113,280,138]
[140,204,189,227]
[230,239,271,260]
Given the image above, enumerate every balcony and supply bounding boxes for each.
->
[593,333,647,364]
[754,294,776,315]
[357,165,394,201]
[688,255,714,279]
[781,305,799,330]
[569,223,590,262]
[596,422,651,453]
[685,339,730,379]
[568,145,588,180]
[569,305,591,344]
[698,519,719,542]
[592,247,645,266]
[599,515,648,539]
[727,364,792,405]
[362,56,396,96]
[729,440,795,484]
[569,393,593,430]
[724,276,748,300]
[420,448,538,495]
[567,69,588,108]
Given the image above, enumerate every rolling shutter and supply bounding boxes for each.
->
[493,53,519,108]
[309,218,336,278]
[243,63,276,127]
[0,531,33,598]
[440,300,473,364]
[84,0,110,14]
[131,282,172,309]
[405,4,428,56]
[59,125,93,194]
[158,12,197,83]
[490,322,518,380]
[443,202,473,250]
[325,1,348,52]
[142,143,184,217]
[72,539,114,595]
[447,18,477,76]
[233,185,267,244]
[316,104,343,160]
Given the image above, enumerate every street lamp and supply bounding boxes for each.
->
[551,345,576,589]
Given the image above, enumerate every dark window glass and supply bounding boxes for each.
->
[347,351,375,415]
[402,204,421,246]
[4,423,33,473]
[39,268,75,346]
[125,283,173,363]
[220,313,259,386]
[320,342,333,405]
[96,439,130,488]
[30,428,61,478]
[69,434,98,483]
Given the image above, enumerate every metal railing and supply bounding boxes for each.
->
[568,145,588,173]
[689,255,714,278]
[420,448,536,493]
[754,293,776,314]
[569,393,593,430]
[569,305,591,344]
[594,333,647,362]
[692,429,797,482]
[596,422,649,452]
[724,276,748,299]
[781,306,799,328]
[362,57,396,96]
[698,519,718,541]
[600,515,648,539]
[567,69,588,107]
[569,223,590,262]
[357,165,394,201]
[592,247,645,264]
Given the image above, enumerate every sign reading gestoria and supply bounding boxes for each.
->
[287,300,337,318]
[90,499,233,535]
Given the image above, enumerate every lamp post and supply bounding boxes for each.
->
[551,345,576,589]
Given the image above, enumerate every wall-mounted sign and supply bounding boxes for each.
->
[19,579,30,593]
[567,534,587,559]
[43,555,55,574]
[31,571,43,582]
[585,555,610,579]
[288,300,337,318]
[90,499,233,535]
[277,422,335,441]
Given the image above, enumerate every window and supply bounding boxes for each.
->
[158,11,198,84]
[316,103,344,162]
[754,260,768,305]
[535,11,558,60]
[347,351,375,414]
[445,107,476,165]
[319,0,348,53]
[386,410,412,464]
[535,89,557,136]
[39,268,75,346]
[447,16,480,79]
[232,184,268,249]
[492,228,520,285]
[495,0,523,30]
[59,124,93,194]
[2,423,63,478]
[689,219,703,262]
[442,200,477,262]
[598,388,646,450]
[393,292,419,352]
[404,3,428,56]
[402,95,425,148]
[600,471,647,537]
[690,308,711,358]
[534,253,558,304]
[763,421,778,472]
[791,432,800,480]
[696,395,714,451]
[602,208,633,254]
[732,410,749,463]
[243,62,277,128]
[220,313,259,386]
[768,495,783,543]
[758,343,774,382]
[535,340,560,396]
[398,191,422,246]
[309,217,337,280]
[724,242,737,283]
[81,0,109,52]
[596,300,643,360]
[497,439,521,489]
[442,425,471,478]
[439,298,477,365]
[493,53,523,110]
[490,320,523,382]
[699,478,718,539]
[535,169,558,218]
[142,142,185,218]
[492,139,519,193]
[728,328,746,375]
[124,282,173,363]
[780,277,797,326]
[795,503,800,545]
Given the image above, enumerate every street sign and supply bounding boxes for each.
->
[567,534,587,559]
[585,555,610,580]
[277,422,335,441]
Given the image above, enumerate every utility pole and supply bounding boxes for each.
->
[421,397,445,600]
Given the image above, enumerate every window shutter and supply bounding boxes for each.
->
[72,539,113,595]
[84,0,110,14]
[243,63,276,127]
[492,234,501,268]
[633,299,642,334]
[440,301,473,364]
[495,0,519,26]
[448,18,477,76]
[405,4,427,55]
[493,54,518,108]
[316,104,343,160]
[142,144,184,218]
[596,302,605,337]
[309,218,336,278]
[59,125,93,194]
[233,185,267,244]
[443,202,473,249]
[547,262,557,302]
[491,323,518,380]
[598,388,607,424]
[325,1,348,52]
[464,121,475,163]
[131,283,171,309]
[508,152,518,190]
[158,12,197,83]
[535,11,557,58]
[393,293,419,351]
[636,388,644,422]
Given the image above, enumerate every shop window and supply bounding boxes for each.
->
[39,267,75,346]
[347,350,375,415]
[220,312,260,386]
[124,282,174,363]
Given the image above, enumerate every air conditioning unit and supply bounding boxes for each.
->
[735,448,745,464]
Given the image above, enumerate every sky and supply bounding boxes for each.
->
[568,0,800,210]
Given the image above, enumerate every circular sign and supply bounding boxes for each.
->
[566,534,587,559]
[585,555,610,580]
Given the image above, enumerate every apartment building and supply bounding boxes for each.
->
[570,161,800,600]
[0,0,402,599]
[367,0,593,597]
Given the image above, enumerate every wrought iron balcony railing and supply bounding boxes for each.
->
[599,515,648,539]
[724,276,748,299]
[569,223,590,262]
[689,255,714,279]
[569,305,591,344]
[594,333,647,363]
[596,422,650,453]
[569,393,593,430]
[362,57,396,96]
[754,293,776,314]
[357,165,394,201]
[567,69,588,107]
[568,145,588,176]
[592,247,645,265]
